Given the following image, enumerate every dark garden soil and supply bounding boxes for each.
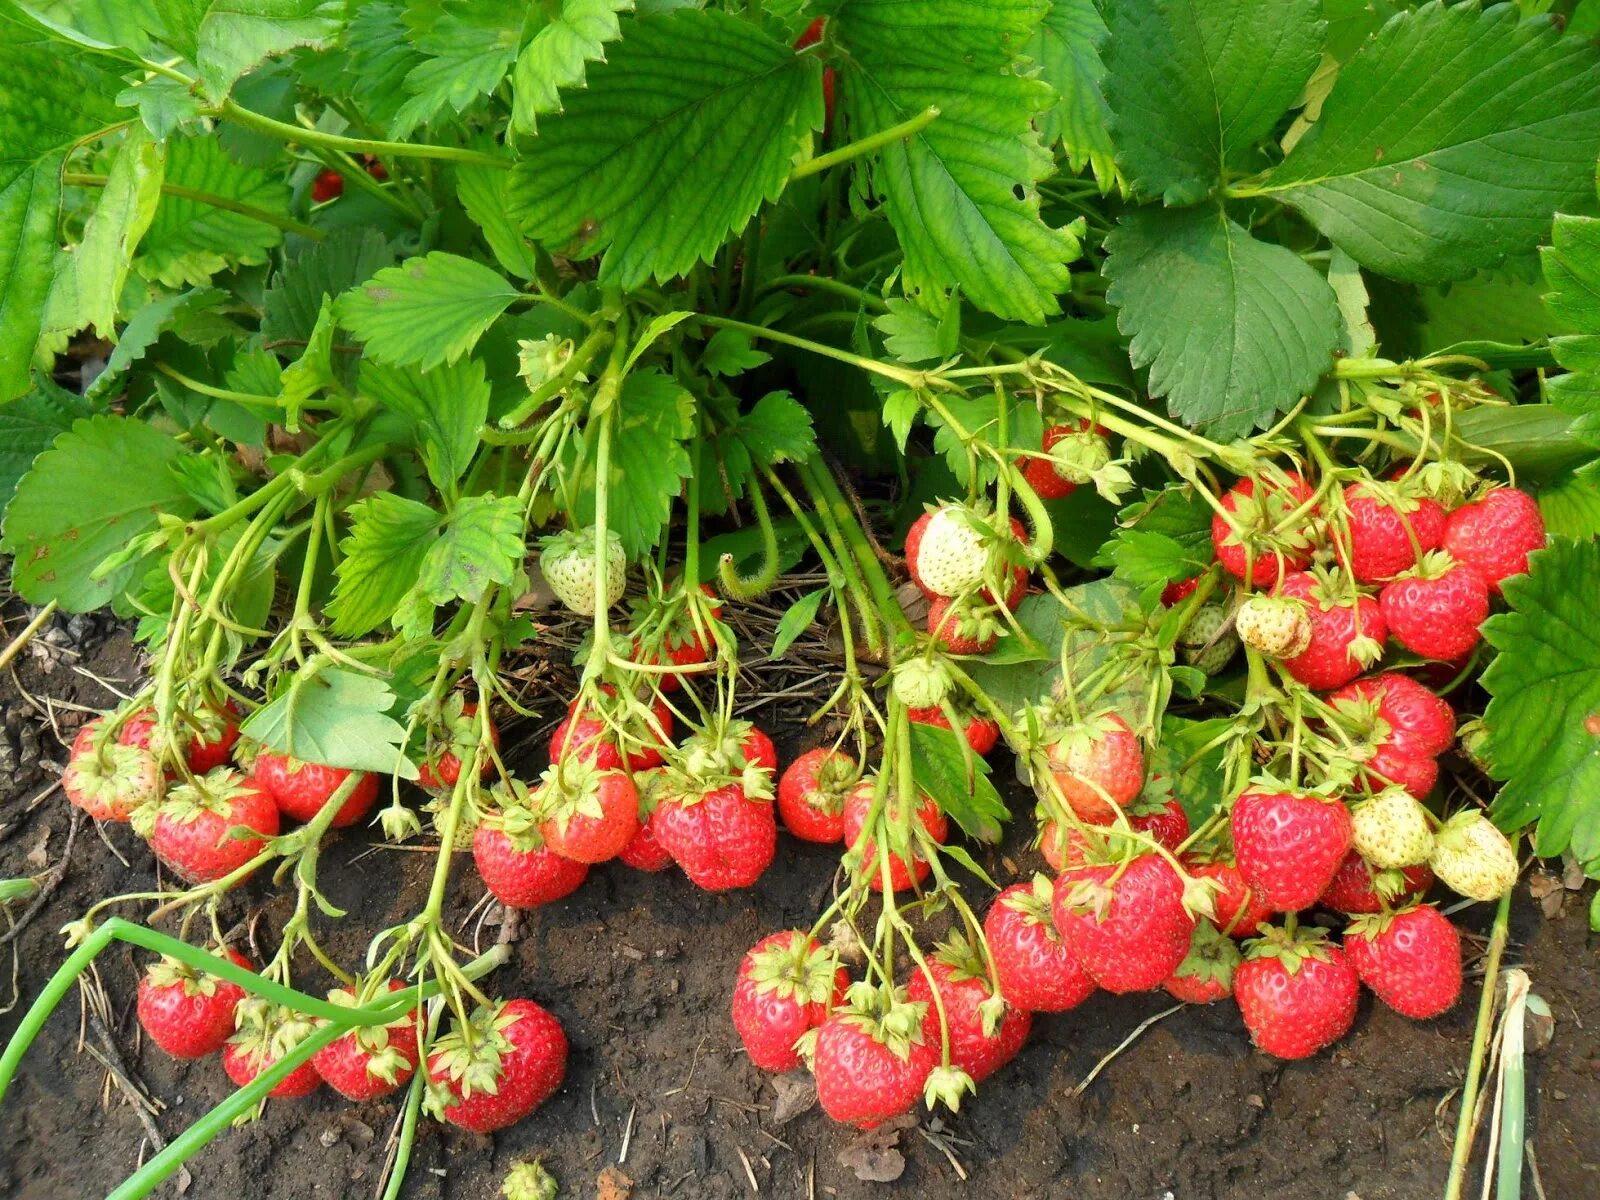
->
[2,621,1597,1200]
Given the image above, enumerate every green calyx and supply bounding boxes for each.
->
[837,981,927,1062]
[1243,923,1335,975]
[748,931,839,1006]
[160,768,256,822]
[502,1160,560,1200]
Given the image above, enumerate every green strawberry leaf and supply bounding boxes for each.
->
[457,161,538,281]
[1031,0,1116,192]
[769,588,825,661]
[1481,539,1600,872]
[241,665,418,779]
[511,0,635,134]
[359,356,489,498]
[328,492,443,637]
[196,0,348,103]
[1541,214,1600,415]
[262,227,394,348]
[1103,204,1341,437]
[1101,0,1323,205]
[1248,2,1600,284]
[336,252,520,371]
[0,379,93,517]
[417,494,525,606]
[86,287,228,403]
[296,2,421,131]
[909,721,1008,844]
[390,0,522,138]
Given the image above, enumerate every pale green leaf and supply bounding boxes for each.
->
[196,0,348,103]
[1254,2,1600,284]
[1327,246,1375,358]
[571,369,693,557]
[700,328,770,377]
[835,0,1080,323]
[1541,214,1600,414]
[873,297,957,364]
[390,0,522,138]
[1102,0,1323,205]
[328,492,441,636]
[1537,462,1600,540]
[335,252,519,370]
[1103,205,1340,437]
[1417,260,1554,358]
[511,0,635,134]
[358,356,489,495]
[508,9,823,288]
[279,297,339,427]
[117,75,204,139]
[86,287,226,402]
[418,493,525,604]
[623,310,693,373]
[241,666,418,779]
[0,379,92,515]
[0,415,197,611]
[1031,0,1116,191]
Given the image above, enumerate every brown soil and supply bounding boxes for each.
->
[2,627,1597,1200]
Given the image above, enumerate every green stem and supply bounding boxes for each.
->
[153,363,295,412]
[1444,884,1515,1200]
[380,1073,428,1200]
[697,315,922,387]
[218,99,509,168]
[62,173,326,241]
[790,106,940,181]
[759,274,889,312]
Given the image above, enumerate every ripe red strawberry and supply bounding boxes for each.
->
[907,939,1031,1083]
[731,931,846,1072]
[473,790,589,907]
[1379,554,1489,660]
[1051,854,1195,993]
[1212,473,1318,587]
[792,16,836,126]
[137,948,252,1058]
[144,769,279,884]
[1331,673,1455,758]
[741,726,778,772]
[223,1006,321,1098]
[776,747,855,844]
[985,877,1097,1012]
[253,752,379,828]
[842,782,949,892]
[120,701,241,773]
[1187,858,1273,938]
[1045,712,1143,824]
[908,706,1000,756]
[650,782,776,891]
[1277,572,1386,691]
[1164,922,1241,1004]
[1234,928,1360,1059]
[1344,905,1462,1020]
[1231,788,1352,912]
[1339,481,1447,584]
[927,595,999,655]
[550,694,672,771]
[1442,487,1545,595]
[311,980,421,1101]
[1129,794,1190,851]
[310,168,343,202]
[537,761,639,864]
[417,699,499,790]
[637,584,724,691]
[1320,851,1434,915]
[813,993,936,1129]
[426,998,567,1133]
[63,722,160,822]
[618,820,674,871]
[1017,420,1107,501]
[1161,577,1201,608]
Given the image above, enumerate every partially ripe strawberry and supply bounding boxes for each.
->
[911,505,989,598]
[1277,572,1386,691]
[1187,858,1274,937]
[650,782,777,891]
[1428,811,1518,901]
[64,725,160,822]
[1350,787,1434,869]
[1442,488,1545,595]
[907,941,1030,1084]
[813,991,936,1129]
[1051,855,1195,994]
[536,760,639,864]
[427,998,567,1133]
[1235,929,1359,1059]
[1164,922,1241,1004]
[842,782,948,892]
[312,981,421,1101]
[1161,577,1201,608]
[637,583,724,691]
[224,1006,321,1098]
[905,511,935,598]
[731,931,846,1073]
[473,786,589,907]
[539,527,626,616]
[1044,712,1143,824]
[417,699,498,790]
[144,769,279,884]
[1320,851,1434,915]
[1212,474,1318,587]
[927,595,999,655]
[1231,788,1352,912]
[908,706,1000,756]
[137,949,252,1059]
[1018,420,1109,501]
[1344,905,1462,1019]
[1234,594,1313,659]
[1379,554,1489,661]
[254,752,379,828]
[985,877,1097,1012]
[776,747,855,844]
[1339,482,1446,584]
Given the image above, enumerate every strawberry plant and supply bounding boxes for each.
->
[0,0,1598,1194]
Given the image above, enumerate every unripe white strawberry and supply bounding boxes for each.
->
[1234,595,1312,659]
[916,507,988,598]
[1351,787,1433,869]
[1178,605,1238,675]
[1048,430,1111,485]
[1429,811,1518,901]
[539,528,625,616]
[892,658,951,709]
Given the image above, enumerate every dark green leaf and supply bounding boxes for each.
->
[196,0,347,102]
[1542,214,1600,414]
[0,380,92,516]
[359,356,489,496]
[263,227,393,348]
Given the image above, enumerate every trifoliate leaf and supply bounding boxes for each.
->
[1250,3,1600,284]
[328,492,442,636]
[909,722,1007,844]
[241,665,418,779]
[263,227,394,348]
[511,0,634,134]
[1103,204,1340,437]
[359,356,489,496]
[1481,540,1600,865]
[196,0,347,103]
[508,9,823,288]
[135,134,291,288]
[738,391,816,468]
[1102,0,1322,205]
[336,252,519,370]
[873,297,958,365]
[1542,214,1600,415]
[1031,0,1116,191]
[390,0,522,138]
[835,0,1080,323]
[418,493,524,604]
[117,74,203,139]
[0,380,92,516]
[570,369,693,558]
[0,415,197,612]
